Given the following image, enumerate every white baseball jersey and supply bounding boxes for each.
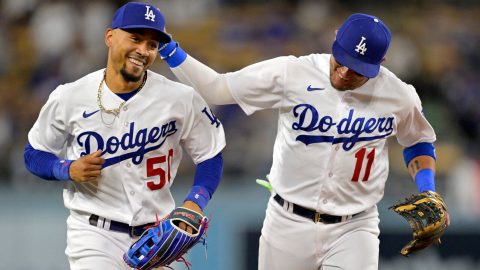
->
[28,69,225,225]
[225,53,435,215]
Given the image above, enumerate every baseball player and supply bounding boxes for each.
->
[24,2,225,270]
[158,13,449,270]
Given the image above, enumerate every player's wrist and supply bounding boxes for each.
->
[184,185,211,211]
[158,39,176,56]
[415,168,435,192]
[52,159,74,181]
[158,39,187,68]
[180,201,203,215]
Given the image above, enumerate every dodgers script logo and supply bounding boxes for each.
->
[292,104,394,151]
[77,121,177,168]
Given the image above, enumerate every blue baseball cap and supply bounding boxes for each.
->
[111,2,171,43]
[332,13,391,78]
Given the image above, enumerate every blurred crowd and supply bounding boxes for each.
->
[0,0,479,215]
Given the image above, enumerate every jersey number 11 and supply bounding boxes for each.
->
[351,147,375,182]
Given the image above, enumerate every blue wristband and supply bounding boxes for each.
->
[52,160,73,181]
[184,185,211,211]
[158,40,187,68]
[158,40,176,57]
[415,168,435,192]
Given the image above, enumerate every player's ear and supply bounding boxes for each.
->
[105,28,114,48]
[334,29,338,40]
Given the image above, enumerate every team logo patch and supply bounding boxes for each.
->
[355,36,367,55]
[202,107,221,128]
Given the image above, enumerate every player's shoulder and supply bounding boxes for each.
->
[297,53,330,65]
[146,70,197,98]
[249,53,324,66]
[274,53,329,67]
[49,69,103,100]
[376,66,417,99]
[147,71,194,91]
[294,53,330,73]
[59,69,103,90]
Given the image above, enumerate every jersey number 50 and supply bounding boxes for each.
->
[146,149,174,190]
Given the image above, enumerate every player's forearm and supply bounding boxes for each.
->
[407,155,436,192]
[184,152,223,210]
[159,40,235,105]
[407,155,436,177]
[24,143,73,181]
[403,142,436,192]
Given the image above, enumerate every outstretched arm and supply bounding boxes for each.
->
[159,40,235,105]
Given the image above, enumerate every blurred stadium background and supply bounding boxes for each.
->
[1,0,479,269]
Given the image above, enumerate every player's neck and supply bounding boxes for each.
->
[104,69,145,94]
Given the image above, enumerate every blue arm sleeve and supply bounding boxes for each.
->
[403,142,436,167]
[24,143,73,181]
[184,153,223,210]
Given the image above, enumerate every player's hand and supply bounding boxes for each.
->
[178,201,203,234]
[69,150,105,182]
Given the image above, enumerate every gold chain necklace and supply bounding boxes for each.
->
[97,70,147,116]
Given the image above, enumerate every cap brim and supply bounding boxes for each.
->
[120,25,171,43]
[332,41,380,78]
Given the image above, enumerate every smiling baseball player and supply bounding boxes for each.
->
[157,13,449,270]
[24,2,225,269]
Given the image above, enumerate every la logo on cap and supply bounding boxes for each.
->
[144,6,156,22]
[355,36,367,55]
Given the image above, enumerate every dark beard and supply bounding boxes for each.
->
[120,68,142,83]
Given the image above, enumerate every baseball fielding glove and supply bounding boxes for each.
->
[123,207,208,270]
[389,190,449,256]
